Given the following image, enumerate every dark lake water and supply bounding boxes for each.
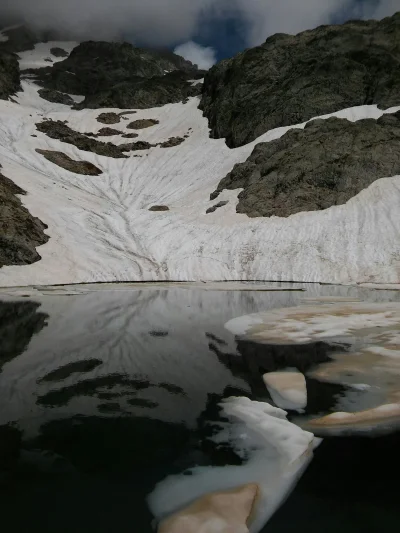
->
[0,283,399,532]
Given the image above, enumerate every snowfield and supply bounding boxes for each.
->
[1,41,400,287]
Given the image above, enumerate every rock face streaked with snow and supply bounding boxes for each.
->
[200,12,400,147]
[0,18,399,286]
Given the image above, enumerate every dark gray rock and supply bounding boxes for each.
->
[211,111,400,217]
[200,12,400,147]
[159,136,185,148]
[121,132,139,139]
[127,118,159,130]
[0,50,20,100]
[97,112,121,124]
[206,201,228,214]
[36,149,103,175]
[36,120,128,159]
[25,41,202,109]
[38,88,74,106]
[75,70,203,110]
[0,167,49,266]
[50,47,68,58]
[95,127,121,136]
[149,205,169,211]
[119,141,155,152]
[0,25,40,53]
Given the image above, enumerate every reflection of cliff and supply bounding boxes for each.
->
[0,300,48,371]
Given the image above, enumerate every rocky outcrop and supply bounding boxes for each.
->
[38,88,74,105]
[127,118,159,130]
[36,149,103,175]
[206,200,228,214]
[36,120,128,158]
[0,167,49,266]
[211,111,400,217]
[97,112,121,125]
[149,205,169,212]
[200,12,400,147]
[159,137,185,148]
[0,50,20,100]
[50,47,68,58]
[26,41,203,109]
[0,25,40,53]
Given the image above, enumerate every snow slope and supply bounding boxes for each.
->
[1,41,400,286]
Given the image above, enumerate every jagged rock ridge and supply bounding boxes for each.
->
[200,12,400,147]
[24,41,205,110]
[211,112,400,217]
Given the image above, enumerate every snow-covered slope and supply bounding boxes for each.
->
[1,41,400,286]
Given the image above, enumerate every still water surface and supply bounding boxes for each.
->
[0,283,399,532]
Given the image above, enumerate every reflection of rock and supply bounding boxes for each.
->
[158,483,259,533]
[31,415,190,472]
[263,370,307,411]
[0,425,21,483]
[37,373,151,406]
[39,359,103,382]
[0,300,48,371]
[36,149,103,175]
[302,403,400,436]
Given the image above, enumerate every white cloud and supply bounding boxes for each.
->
[0,0,399,49]
[174,40,216,69]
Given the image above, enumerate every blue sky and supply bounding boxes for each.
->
[190,0,384,61]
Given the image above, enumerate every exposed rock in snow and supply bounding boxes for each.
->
[96,112,121,125]
[262,369,307,411]
[0,50,20,100]
[127,118,160,130]
[149,205,170,212]
[35,120,128,158]
[38,88,74,106]
[157,483,259,533]
[50,47,68,58]
[200,12,400,147]
[211,112,400,217]
[35,149,103,176]
[0,167,49,267]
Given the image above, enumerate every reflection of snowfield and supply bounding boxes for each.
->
[0,286,315,436]
[149,397,317,533]
[0,42,400,286]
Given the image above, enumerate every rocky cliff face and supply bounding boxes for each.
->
[200,12,400,148]
[0,168,49,266]
[212,112,400,217]
[0,50,20,100]
[27,41,204,109]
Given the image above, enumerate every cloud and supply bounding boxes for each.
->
[0,0,398,50]
[174,41,216,69]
